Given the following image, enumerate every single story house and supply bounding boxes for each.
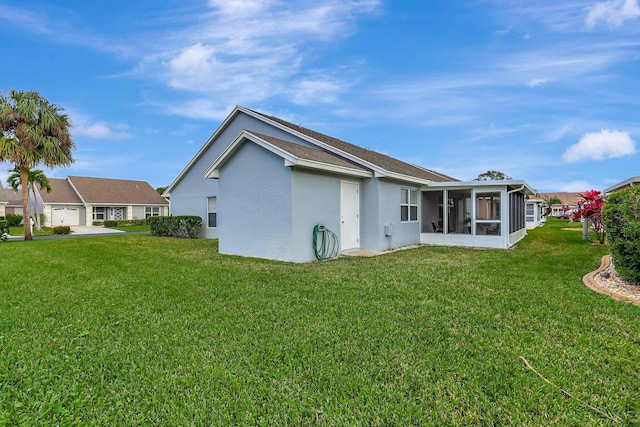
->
[0,189,9,218]
[0,187,39,218]
[538,192,583,218]
[164,106,535,262]
[603,176,640,194]
[39,176,169,227]
[525,196,547,229]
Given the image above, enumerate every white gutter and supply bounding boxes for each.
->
[507,185,525,194]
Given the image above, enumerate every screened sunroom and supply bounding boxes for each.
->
[419,180,535,249]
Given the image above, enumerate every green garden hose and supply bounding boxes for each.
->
[312,224,339,260]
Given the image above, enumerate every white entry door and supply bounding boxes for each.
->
[340,181,360,251]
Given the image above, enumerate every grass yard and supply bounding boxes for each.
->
[8,226,54,236]
[107,225,150,232]
[1,219,638,425]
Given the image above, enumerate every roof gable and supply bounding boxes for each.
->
[164,106,458,195]
[247,109,458,183]
[205,131,372,179]
[40,178,83,204]
[0,188,22,206]
[67,176,169,205]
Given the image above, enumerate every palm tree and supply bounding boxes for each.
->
[0,90,74,240]
[7,167,51,231]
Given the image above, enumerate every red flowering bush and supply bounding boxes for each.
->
[571,190,605,244]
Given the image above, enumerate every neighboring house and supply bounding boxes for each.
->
[39,176,170,227]
[525,196,547,229]
[0,189,7,218]
[0,188,29,216]
[165,106,535,262]
[603,176,640,194]
[538,192,583,218]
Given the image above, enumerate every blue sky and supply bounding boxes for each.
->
[1,0,639,192]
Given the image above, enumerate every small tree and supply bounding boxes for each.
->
[0,90,74,240]
[474,170,512,181]
[7,167,51,231]
[547,196,562,205]
[571,190,605,244]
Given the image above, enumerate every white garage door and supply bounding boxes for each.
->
[52,207,80,226]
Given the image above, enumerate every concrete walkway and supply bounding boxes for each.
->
[5,226,126,240]
[70,226,125,235]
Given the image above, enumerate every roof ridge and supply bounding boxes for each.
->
[248,109,457,183]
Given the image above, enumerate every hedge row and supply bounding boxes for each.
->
[99,219,148,227]
[602,186,640,285]
[147,216,202,238]
[5,214,23,227]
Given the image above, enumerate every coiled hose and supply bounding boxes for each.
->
[312,224,339,260]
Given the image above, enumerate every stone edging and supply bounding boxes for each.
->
[582,255,640,306]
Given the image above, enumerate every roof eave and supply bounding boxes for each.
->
[165,105,245,194]
[240,107,391,176]
[205,130,373,179]
[423,179,536,195]
[603,176,640,194]
[287,159,373,178]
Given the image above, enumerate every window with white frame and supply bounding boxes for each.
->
[207,197,217,228]
[145,207,160,218]
[92,206,105,221]
[401,189,418,222]
[475,192,501,235]
[525,204,534,222]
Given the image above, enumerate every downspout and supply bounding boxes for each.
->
[507,185,525,194]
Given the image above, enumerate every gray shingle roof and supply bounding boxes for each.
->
[40,178,83,204]
[250,109,458,183]
[67,176,169,205]
[249,132,370,173]
[538,192,584,206]
[0,188,22,206]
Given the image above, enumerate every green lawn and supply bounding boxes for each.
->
[8,226,54,236]
[1,219,637,425]
[108,224,150,232]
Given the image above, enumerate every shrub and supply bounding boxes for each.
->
[102,219,147,228]
[147,216,202,238]
[602,186,640,285]
[93,221,104,226]
[53,226,71,235]
[6,213,23,227]
[0,220,9,241]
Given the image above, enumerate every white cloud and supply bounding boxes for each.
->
[137,0,380,114]
[208,0,273,17]
[67,110,132,140]
[164,98,236,121]
[557,180,594,192]
[0,167,9,188]
[527,78,549,87]
[494,25,513,35]
[562,129,636,162]
[546,120,576,142]
[290,78,345,105]
[585,0,640,29]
